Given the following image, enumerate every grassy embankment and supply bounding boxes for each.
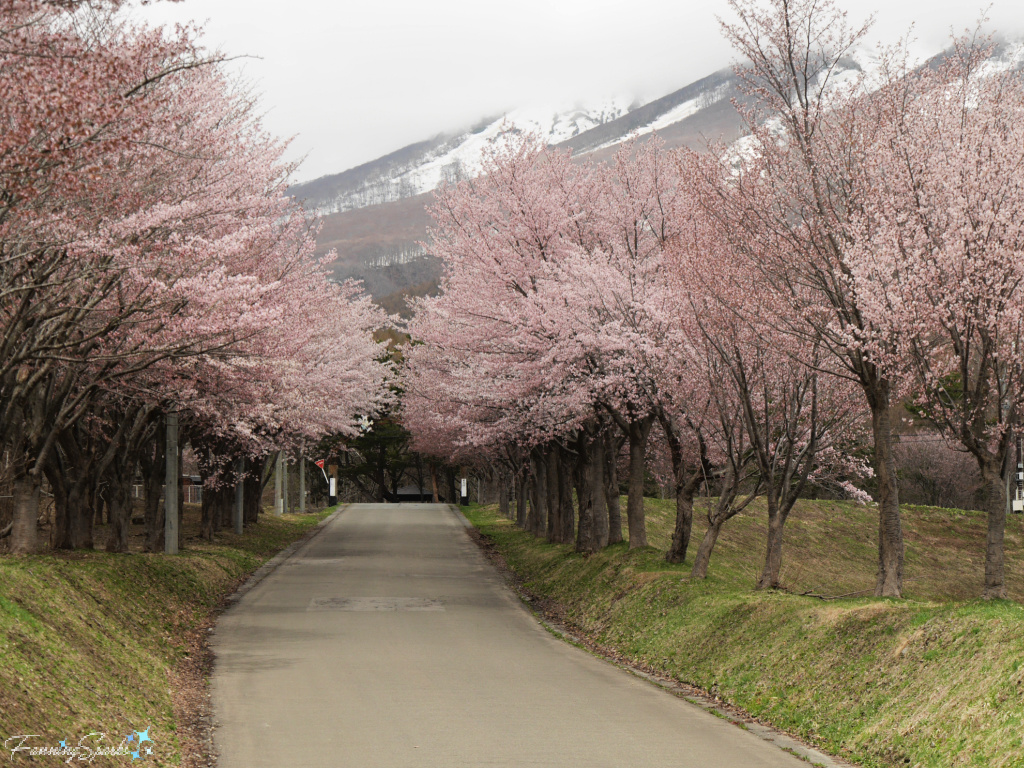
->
[466,499,1024,768]
[0,507,334,766]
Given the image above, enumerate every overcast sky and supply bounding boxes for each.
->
[135,0,1022,183]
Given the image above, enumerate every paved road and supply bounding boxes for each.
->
[211,503,809,767]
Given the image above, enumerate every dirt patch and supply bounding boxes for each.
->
[167,616,217,768]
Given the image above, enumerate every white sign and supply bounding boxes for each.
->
[461,478,467,497]
[329,478,336,496]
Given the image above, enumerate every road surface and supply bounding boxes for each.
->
[211,503,811,767]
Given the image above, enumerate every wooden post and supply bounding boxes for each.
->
[164,413,179,554]
[299,454,306,513]
[234,457,244,535]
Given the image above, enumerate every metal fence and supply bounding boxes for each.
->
[131,484,202,504]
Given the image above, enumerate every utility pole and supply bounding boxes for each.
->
[299,454,306,513]
[283,456,290,514]
[274,452,284,517]
[1014,435,1024,514]
[234,457,244,535]
[164,413,179,555]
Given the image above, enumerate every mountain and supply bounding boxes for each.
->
[290,67,747,312]
[289,71,742,217]
[291,39,1023,314]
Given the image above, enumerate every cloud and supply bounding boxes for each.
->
[135,0,1021,182]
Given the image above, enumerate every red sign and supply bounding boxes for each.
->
[315,459,325,470]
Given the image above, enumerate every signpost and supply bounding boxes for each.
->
[460,477,468,506]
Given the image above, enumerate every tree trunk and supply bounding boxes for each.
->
[666,482,695,564]
[528,449,547,537]
[445,468,457,506]
[105,463,134,553]
[46,459,69,550]
[756,498,786,590]
[72,480,95,550]
[430,464,440,503]
[200,484,215,541]
[498,478,510,519]
[141,424,166,553]
[558,449,575,545]
[176,441,184,549]
[10,474,41,554]
[244,469,262,524]
[546,447,560,543]
[625,416,653,548]
[980,462,1008,599]
[515,474,528,528]
[575,438,597,554]
[49,464,95,552]
[691,516,725,579]
[592,433,609,549]
[604,431,623,545]
[869,392,904,597]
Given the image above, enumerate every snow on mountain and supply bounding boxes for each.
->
[296,97,634,216]
[387,97,634,205]
[291,37,1023,219]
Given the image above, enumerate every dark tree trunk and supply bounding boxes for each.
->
[498,477,510,519]
[546,446,560,543]
[515,474,528,528]
[10,474,41,554]
[980,463,1008,599]
[868,389,904,597]
[574,431,599,554]
[691,516,724,579]
[625,416,653,548]
[604,431,623,545]
[94,489,107,528]
[445,468,457,506]
[756,498,787,590]
[558,447,575,545]
[201,483,234,542]
[592,433,608,549]
[48,466,69,550]
[574,459,596,554]
[72,480,95,550]
[666,483,695,565]
[105,462,134,553]
[200,486,215,541]
[45,449,89,551]
[528,449,547,537]
[140,422,166,552]
[244,469,262,524]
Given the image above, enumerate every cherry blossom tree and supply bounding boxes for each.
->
[847,34,1024,598]
[712,0,906,596]
[1,2,391,552]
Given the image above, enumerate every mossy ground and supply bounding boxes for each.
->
[466,498,1024,768]
[0,506,333,766]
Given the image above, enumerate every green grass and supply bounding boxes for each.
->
[466,499,1024,768]
[0,508,333,766]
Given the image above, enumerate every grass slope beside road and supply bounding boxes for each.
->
[466,499,1024,768]
[0,508,334,767]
